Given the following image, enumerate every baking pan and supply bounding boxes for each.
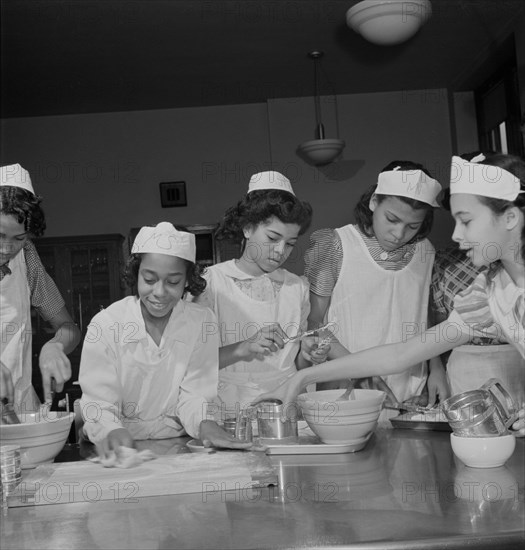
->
[390,411,452,432]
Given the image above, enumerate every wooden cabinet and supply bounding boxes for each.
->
[31,234,125,397]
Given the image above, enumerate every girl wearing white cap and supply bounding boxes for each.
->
[304,160,447,412]
[79,222,255,455]
[257,154,525,435]
[191,171,318,412]
[0,164,81,411]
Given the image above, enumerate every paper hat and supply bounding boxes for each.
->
[450,155,522,201]
[131,222,196,263]
[0,164,35,195]
[247,171,295,195]
[376,167,441,207]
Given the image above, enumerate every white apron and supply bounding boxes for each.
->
[0,249,40,411]
[205,262,306,411]
[447,344,525,407]
[327,225,434,404]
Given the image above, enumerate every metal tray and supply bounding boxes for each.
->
[390,412,452,432]
[261,426,373,455]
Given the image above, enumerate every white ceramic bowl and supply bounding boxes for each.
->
[297,389,385,444]
[450,433,516,468]
[0,410,75,468]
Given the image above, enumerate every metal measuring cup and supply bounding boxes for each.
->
[442,378,519,437]
[255,399,298,441]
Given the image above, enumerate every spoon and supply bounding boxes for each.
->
[283,322,335,344]
[336,387,356,401]
[0,398,20,425]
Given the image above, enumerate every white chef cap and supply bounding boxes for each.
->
[247,171,295,196]
[131,222,196,263]
[376,166,441,207]
[0,164,35,195]
[450,155,523,201]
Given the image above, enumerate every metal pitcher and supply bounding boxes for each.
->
[442,378,518,437]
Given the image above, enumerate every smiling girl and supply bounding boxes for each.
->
[191,171,315,412]
[258,154,525,435]
[304,161,445,409]
[79,222,254,456]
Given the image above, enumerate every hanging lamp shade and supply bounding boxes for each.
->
[297,51,345,166]
[297,138,345,166]
[346,0,432,46]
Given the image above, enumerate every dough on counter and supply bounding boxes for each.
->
[90,446,157,468]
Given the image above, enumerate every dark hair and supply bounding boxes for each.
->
[215,189,313,246]
[124,253,206,297]
[476,154,525,262]
[354,160,435,241]
[0,186,46,237]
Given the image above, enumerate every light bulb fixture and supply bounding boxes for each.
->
[346,0,432,46]
[297,51,345,166]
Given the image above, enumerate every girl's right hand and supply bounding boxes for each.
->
[238,322,287,362]
[512,408,525,438]
[98,428,135,458]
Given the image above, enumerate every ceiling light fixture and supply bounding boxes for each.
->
[297,51,345,166]
[346,0,432,46]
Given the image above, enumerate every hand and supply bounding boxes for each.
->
[97,428,135,458]
[0,361,15,403]
[426,361,450,407]
[237,323,287,362]
[39,342,72,402]
[300,336,331,365]
[198,420,264,451]
[511,408,525,438]
[252,373,305,409]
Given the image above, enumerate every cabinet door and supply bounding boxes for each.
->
[32,235,124,393]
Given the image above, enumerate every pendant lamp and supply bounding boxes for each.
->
[297,51,345,166]
[346,0,432,46]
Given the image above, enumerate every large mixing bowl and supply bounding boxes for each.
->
[297,389,385,444]
[0,410,75,468]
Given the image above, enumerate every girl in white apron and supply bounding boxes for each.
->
[79,222,256,456]
[304,161,444,411]
[0,163,80,412]
[191,171,317,414]
[258,154,525,437]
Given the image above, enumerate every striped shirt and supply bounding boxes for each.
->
[304,225,417,296]
[0,240,65,321]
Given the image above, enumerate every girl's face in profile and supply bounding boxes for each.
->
[451,193,509,267]
[370,196,426,251]
[0,213,28,267]
[242,216,300,275]
[137,253,188,319]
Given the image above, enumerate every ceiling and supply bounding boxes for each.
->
[1,0,522,118]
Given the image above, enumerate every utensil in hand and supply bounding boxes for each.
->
[283,322,335,344]
[44,378,61,412]
[0,398,20,425]
[336,381,357,401]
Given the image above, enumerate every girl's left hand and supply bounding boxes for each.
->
[39,342,72,402]
[198,420,266,451]
[511,408,525,437]
[300,336,330,364]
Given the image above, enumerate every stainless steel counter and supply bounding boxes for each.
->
[2,428,524,549]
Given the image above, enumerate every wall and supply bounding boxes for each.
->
[1,88,455,275]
